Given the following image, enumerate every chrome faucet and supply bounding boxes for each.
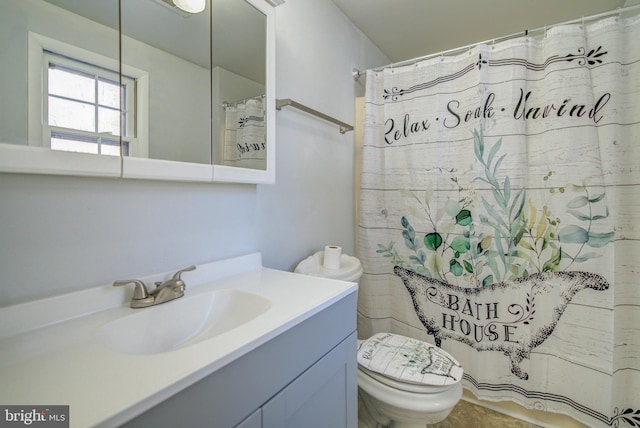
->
[114,265,196,308]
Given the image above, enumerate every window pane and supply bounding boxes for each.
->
[48,97,95,132]
[98,107,120,136]
[98,79,120,109]
[51,134,98,154]
[121,140,130,157]
[44,54,135,158]
[48,66,95,103]
[101,138,121,157]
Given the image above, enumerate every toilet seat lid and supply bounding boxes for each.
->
[359,366,453,393]
[357,333,463,387]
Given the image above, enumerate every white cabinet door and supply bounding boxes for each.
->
[262,333,357,428]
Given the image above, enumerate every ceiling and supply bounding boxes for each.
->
[331,0,628,64]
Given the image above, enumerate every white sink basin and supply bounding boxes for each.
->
[96,289,271,355]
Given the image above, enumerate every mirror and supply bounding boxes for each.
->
[0,0,275,182]
[121,0,211,165]
[211,0,267,171]
[121,0,267,169]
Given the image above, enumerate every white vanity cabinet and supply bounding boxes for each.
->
[261,333,356,428]
[121,292,358,428]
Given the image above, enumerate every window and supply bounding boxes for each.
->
[28,32,149,158]
[44,52,135,156]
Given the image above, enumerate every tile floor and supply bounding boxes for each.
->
[359,398,542,428]
[427,400,541,428]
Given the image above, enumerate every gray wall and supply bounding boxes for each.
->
[257,0,386,271]
[0,0,388,306]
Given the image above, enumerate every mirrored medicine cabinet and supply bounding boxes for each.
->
[0,0,275,183]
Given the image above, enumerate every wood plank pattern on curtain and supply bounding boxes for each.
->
[358,14,640,427]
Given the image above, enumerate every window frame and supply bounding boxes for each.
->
[27,32,149,157]
[44,51,133,156]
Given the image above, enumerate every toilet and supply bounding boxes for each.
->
[295,251,463,428]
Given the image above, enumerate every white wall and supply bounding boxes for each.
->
[0,0,387,306]
[257,0,387,271]
[0,174,258,306]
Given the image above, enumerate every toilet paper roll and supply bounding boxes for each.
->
[323,245,342,270]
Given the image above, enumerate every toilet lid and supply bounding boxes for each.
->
[359,366,452,393]
[357,333,463,388]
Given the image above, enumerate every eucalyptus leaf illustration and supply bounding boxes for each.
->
[587,231,615,248]
[450,259,463,276]
[463,260,474,273]
[456,209,472,226]
[379,129,614,286]
[425,232,443,251]
[567,209,594,221]
[567,196,589,208]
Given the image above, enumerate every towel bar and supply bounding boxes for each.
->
[276,98,354,134]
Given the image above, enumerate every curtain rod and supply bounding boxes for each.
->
[353,4,640,80]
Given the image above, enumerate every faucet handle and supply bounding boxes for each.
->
[113,279,150,300]
[172,265,196,280]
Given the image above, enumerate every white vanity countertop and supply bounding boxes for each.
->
[0,253,357,427]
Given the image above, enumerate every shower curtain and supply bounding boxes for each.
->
[358,13,640,427]
[223,96,266,169]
